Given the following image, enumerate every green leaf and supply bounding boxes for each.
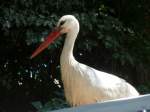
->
[32,101,43,110]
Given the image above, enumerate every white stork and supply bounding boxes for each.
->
[31,15,139,106]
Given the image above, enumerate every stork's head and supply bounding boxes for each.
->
[57,15,79,34]
[30,15,79,59]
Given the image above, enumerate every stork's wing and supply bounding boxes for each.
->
[76,63,139,97]
[76,63,125,87]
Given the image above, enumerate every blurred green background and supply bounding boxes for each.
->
[0,0,150,112]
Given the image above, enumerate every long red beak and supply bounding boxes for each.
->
[30,28,61,59]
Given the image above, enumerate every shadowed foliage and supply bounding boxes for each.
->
[0,0,150,111]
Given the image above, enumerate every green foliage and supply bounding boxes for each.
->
[138,83,150,94]
[0,0,150,112]
[32,98,69,112]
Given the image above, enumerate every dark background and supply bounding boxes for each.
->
[0,0,150,112]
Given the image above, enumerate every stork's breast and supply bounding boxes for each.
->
[61,64,105,106]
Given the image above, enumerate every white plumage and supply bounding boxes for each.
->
[59,15,139,106]
[31,15,139,107]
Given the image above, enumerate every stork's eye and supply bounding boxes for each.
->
[60,20,66,26]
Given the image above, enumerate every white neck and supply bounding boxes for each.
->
[60,27,79,65]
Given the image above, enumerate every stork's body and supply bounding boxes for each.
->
[31,15,139,106]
